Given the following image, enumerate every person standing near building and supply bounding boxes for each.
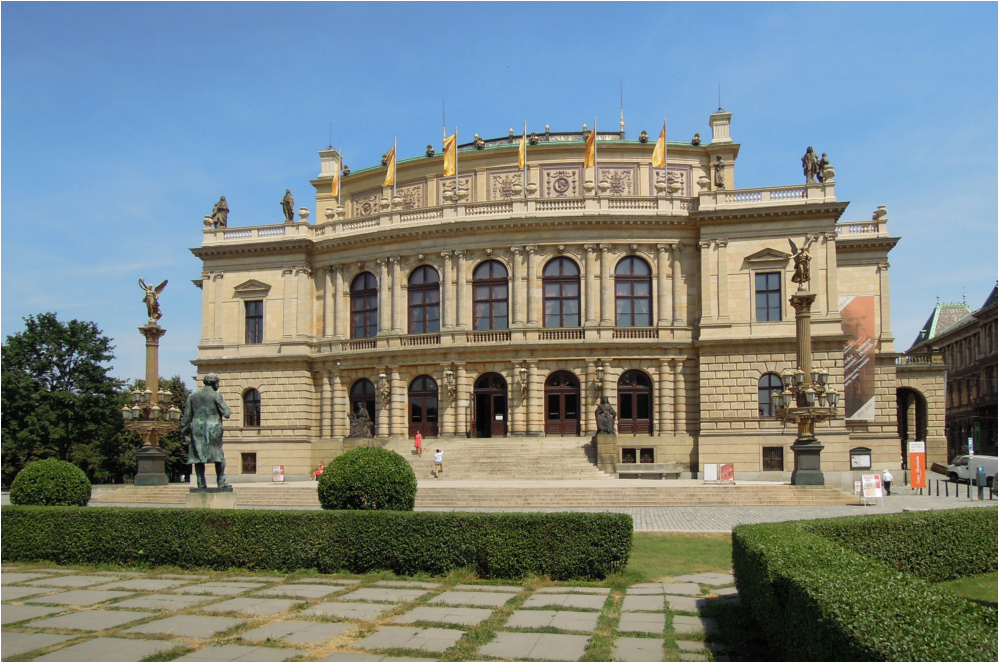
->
[882,468,894,496]
[414,431,423,457]
[434,448,444,478]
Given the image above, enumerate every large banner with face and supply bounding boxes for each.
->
[840,295,876,420]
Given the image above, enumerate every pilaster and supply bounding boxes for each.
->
[671,243,684,325]
[441,251,455,331]
[511,247,524,326]
[212,272,225,344]
[295,266,311,337]
[323,267,334,338]
[659,358,671,436]
[456,363,468,436]
[717,239,729,320]
[333,265,345,339]
[877,261,895,351]
[455,250,469,330]
[391,368,405,437]
[699,241,714,323]
[377,259,390,334]
[525,245,539,326]
[599,243,613,326]
[527,361,541,435]
[201,271,214,343]
[282,266,294,338]
[584,244,598,326]
[672,358,685,433]
[656,244,670,327]
[823,233,838,317]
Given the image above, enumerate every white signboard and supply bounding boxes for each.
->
[908,440,925,454]
[703,464,718,481]
[862,473,883,499]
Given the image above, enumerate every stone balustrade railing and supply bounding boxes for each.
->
[836,220,886,237]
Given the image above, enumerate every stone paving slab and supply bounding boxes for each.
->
[617,611,666,634]
[354,626,464,653]
[534,586,610,594]
[241,619,355,644]
[613,636,665,662]
[429,590,514,608]
[253,583,345,599]
[299,601,391,621]
[0,604,65,625]
[521,594,607,610]
[0,632,74,659]
[505,609,599,631]
[172,644,305,661]
[321,654,436,662]
[620,595,664,612]
[372,580,440,590]
[222,577,278,583]
[113,593,220,611]
[98,578,195,592]
[173,582,267,596]
[479,631,590,661]
[200,597,301,616]
[679,653,709,662]
[626,582,701,595]
[155,574,212,581]
[23,575,114,589]
[30,636,179,662]
[25,589,134,606]
[665,595,711,613]
[286,577,358,585]
[671,615,718,635]
[393,606,494,627]
[25,608,149,631]
[674,572,734,586]
[124,614,246,638]
[3,586,53,601]
[339,588,429,603]
[676,640,707,652]
[1,573,52,585]
[91,571,145,577]
[453,584,521,592]
[713,586,738,597]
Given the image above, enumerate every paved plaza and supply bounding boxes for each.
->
[2,565,742,661]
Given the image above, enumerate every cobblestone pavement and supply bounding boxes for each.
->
[1,566,743,662]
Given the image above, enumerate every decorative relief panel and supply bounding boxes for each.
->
[596,165,639,196]
[487,169,524,200]
[351,189,381,217]
[438,175,474,201]
[397,181,426,210]
[541,166,582,198]
[651,166,693,197]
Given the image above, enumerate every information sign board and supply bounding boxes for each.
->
[272,465,285,483]
[720,463,735,482]
[862,473,883,499]
[908,440,926,489]
[703,464,718,481]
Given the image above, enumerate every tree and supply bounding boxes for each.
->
[1,313,125,485]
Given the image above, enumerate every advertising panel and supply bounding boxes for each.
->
[840,295,876,420]
[909,441,926,489]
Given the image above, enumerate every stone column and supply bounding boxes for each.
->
[331,371,346,438]
[584,244,598,326]
[699,241,713,323]
[671,243,684,325]
[672,358,685,433]
[376,371,390,438]
[599,243,613,326]
[441,251,455,331]
[439,364,453,435]
[377,259,390,334]
[391,368,405,436]
[659,358,671,437]
[601,361,614,400]
[318,371,330,437]
[511,247,524,326]
[527,361,540,435]
[213,272,225,343]
[656,244,670,327]
[323,267,334,338]
[509,362,521,434]
[392,257,404,334]
[200,271,214,343]
[716,239,729,320]
[456,363,468,435]
[526,245,539,326]
[282,267,295,338]
[333,266,345,339]
[584,360,596,435]
[455,250,469,330]
[824,233,838,317]
[296,267,311,337]
[878,262,893,346]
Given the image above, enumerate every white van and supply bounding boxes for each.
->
[947,455,999,488]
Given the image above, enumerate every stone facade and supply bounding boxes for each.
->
[190,110,918,488]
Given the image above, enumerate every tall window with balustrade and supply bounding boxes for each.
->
[543,257,581,328]
[615,257,652,327]
[408,266,440,334]
[473,260,508,331]
[350,272,378,339]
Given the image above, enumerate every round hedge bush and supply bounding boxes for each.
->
[9,459,92,507]
[318,447,417,510]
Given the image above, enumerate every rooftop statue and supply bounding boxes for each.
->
[789,236,816,287]
[713,156,725,189]
[595,397,617,434]
[802,146,821,183]
[138,278,167,323]
[281,189,295,223]
[817,152,831,182]
[180,373,232,490]
[691,133,701,146]
[211,196,229,228]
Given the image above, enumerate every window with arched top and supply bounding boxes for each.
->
[408,266,440,334]
[408,375,439,437]
[350,272,378,339]
[349,378,376,426]
[758,373,783,417]
[543,258,581,328]
[615,257,652,327]
[473,260,508,331]
[243,389,261,427]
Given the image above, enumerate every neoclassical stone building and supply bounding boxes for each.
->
[191,110,923,487]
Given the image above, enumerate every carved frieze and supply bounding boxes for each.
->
[487,169,524,200]
[351,189,381,217]
[596,165,639,196]
[541,166,582,198]
[397,181,426,210]
[651,166,693,197]
[439,175,474,201]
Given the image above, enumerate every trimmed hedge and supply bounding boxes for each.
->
[318,447,416,511]
[9,459,91,506]
[733,510,998,662]
[0,507,632,580]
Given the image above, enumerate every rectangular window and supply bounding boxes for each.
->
[762,446,784,472]
[245,300,264,344]
[241,452,257,474]
[755,272,782,322]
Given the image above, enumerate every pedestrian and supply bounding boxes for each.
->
[434,448,444,478]
[882,468,894,496]
[414,431,423,457]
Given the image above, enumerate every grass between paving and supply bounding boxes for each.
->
[610,532,733,587]
[934,571,999,607]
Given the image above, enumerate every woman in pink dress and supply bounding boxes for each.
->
[414,431,423,457]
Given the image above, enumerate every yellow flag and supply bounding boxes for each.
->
[383,146,396,186]
[443,133,457,177]
[584,127,596,168]
[518,131,526,170]
[652,126,666,168]
[331,165,340,197]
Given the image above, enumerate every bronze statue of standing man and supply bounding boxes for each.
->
[281,189,295,223]
[802,147,821,183]
[181,373,232,490]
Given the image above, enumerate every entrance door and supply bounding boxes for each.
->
[408,375,439,438]
[473,373,508,438]
[545,370,581,435]
[618,370,653,434]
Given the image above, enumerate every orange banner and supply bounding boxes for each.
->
[909,441,926,489]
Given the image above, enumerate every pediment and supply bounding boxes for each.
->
[232,279,272,297]
[744,248,792,264]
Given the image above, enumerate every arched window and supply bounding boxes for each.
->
[615,257,652,327]
[243,389,261,427]
[349,378,377,426]
[408,266,440,334]
[408,375,439,437]
[758,373,783,417]
[350,272,378,339]
[543,258,581,328]
[618,370,653,434]
[473,260,508,331]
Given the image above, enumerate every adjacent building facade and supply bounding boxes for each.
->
[190,110,931,488]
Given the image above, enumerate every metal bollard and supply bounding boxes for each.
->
[936,480,939,497]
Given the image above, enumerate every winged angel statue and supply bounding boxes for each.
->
[788,237,815,287]
[139,278,168,323]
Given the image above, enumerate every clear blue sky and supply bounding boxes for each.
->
[3,2,997,387]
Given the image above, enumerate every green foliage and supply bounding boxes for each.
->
[732,510,998,662]
[1,313,124,485]
[1,507,632,580]
[318,447,417,510]
[9,459,91,506]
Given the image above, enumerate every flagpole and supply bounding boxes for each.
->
[454,127,459,198]
[337,146,342,207]
[393,137,398,198]
[663,117,668,175]
[593,116,598,193]
[523,120,527,198]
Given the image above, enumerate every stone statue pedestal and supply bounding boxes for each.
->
[790,439,825,486]
[593,433,618,474]
[133,446,169,486]
[186,487,237,509]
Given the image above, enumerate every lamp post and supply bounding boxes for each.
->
[774,240,839,486]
